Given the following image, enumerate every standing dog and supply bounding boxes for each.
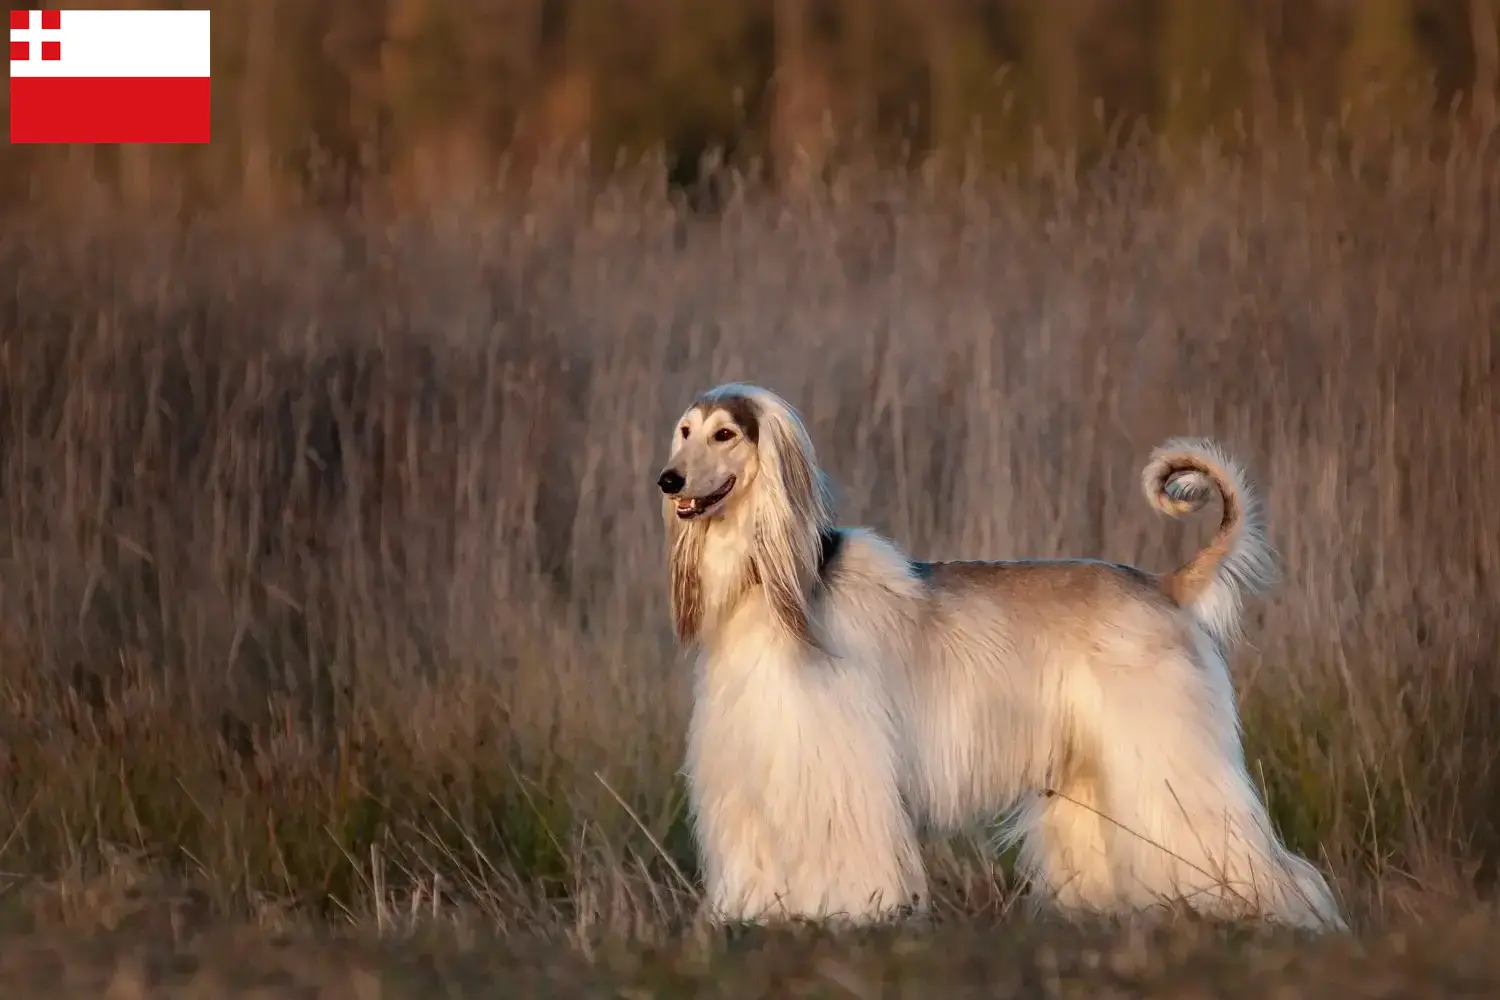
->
[658,382,1344,930]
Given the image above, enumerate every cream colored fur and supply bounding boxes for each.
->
[657,383,1345,931]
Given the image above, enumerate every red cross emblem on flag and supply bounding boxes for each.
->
[9,8,61,62]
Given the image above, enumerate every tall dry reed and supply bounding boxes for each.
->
[1,129,1497,937]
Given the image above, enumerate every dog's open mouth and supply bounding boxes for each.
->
[673,476,736,520]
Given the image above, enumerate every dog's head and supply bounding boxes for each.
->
[656,386,763,523]
[658,383,834,651]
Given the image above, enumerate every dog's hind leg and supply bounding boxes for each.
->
[1009,768,1119,913]
[1085,644,1346,930]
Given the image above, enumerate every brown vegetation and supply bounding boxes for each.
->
[5,0,1500,208]
[5,3,1500,994]
[3,121,1500,988]
[8,912,1500,998]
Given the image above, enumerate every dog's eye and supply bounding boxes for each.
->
[713,428,737,443]
[680,426,690,439]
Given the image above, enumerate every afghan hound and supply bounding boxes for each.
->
[656,382,1345,931]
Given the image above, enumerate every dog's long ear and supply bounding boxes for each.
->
[750,396,835,653]
[667,511,705,645]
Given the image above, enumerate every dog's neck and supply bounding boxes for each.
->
[694,500,759,633]
[676,502,844,645]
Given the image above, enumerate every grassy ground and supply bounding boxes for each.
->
[7,900,1500,997]
[1,127,1498,994]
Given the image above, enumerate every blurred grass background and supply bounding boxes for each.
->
[3,0,1499,206]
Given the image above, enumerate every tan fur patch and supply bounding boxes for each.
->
[668,517,706,643]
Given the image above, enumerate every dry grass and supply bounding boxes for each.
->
[1,126,1499,993]
[9,911,1500,999]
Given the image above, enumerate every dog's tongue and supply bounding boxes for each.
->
[674,497,699,513]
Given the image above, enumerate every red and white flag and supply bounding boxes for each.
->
[9,8,211,144]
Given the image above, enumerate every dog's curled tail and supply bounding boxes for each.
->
[1142,437,1277,648]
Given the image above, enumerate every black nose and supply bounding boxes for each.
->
[657,469,685,495]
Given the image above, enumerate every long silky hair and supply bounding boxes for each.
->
[666,385,836,653]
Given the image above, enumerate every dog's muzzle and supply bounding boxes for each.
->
[669,476,736,520]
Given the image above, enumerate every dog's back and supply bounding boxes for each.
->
[833,546,1205,831]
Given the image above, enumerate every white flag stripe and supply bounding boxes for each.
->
[10,9,210,78]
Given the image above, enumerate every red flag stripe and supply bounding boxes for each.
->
[9,76,211,143]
